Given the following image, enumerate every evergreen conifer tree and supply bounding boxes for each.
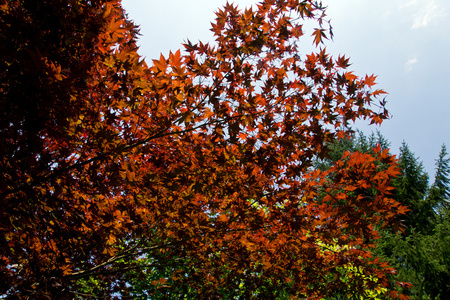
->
[393,142,434,234]
[429,144,450,214]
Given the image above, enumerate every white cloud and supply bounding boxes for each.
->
[405,57,418,71]
[399,0,418,8]
[411,0,447,29]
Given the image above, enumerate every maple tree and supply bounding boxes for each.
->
[1,0,409,298]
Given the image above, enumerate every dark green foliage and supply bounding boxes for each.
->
[315,130,390,171]
[375,223,450,299]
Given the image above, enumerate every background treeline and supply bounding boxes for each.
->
[316,131,450,299]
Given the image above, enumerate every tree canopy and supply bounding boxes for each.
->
[0,0,407,298]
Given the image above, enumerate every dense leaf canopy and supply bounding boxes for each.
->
[0,0,407,298]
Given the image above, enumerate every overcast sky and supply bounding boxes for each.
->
[122,0,450,179]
